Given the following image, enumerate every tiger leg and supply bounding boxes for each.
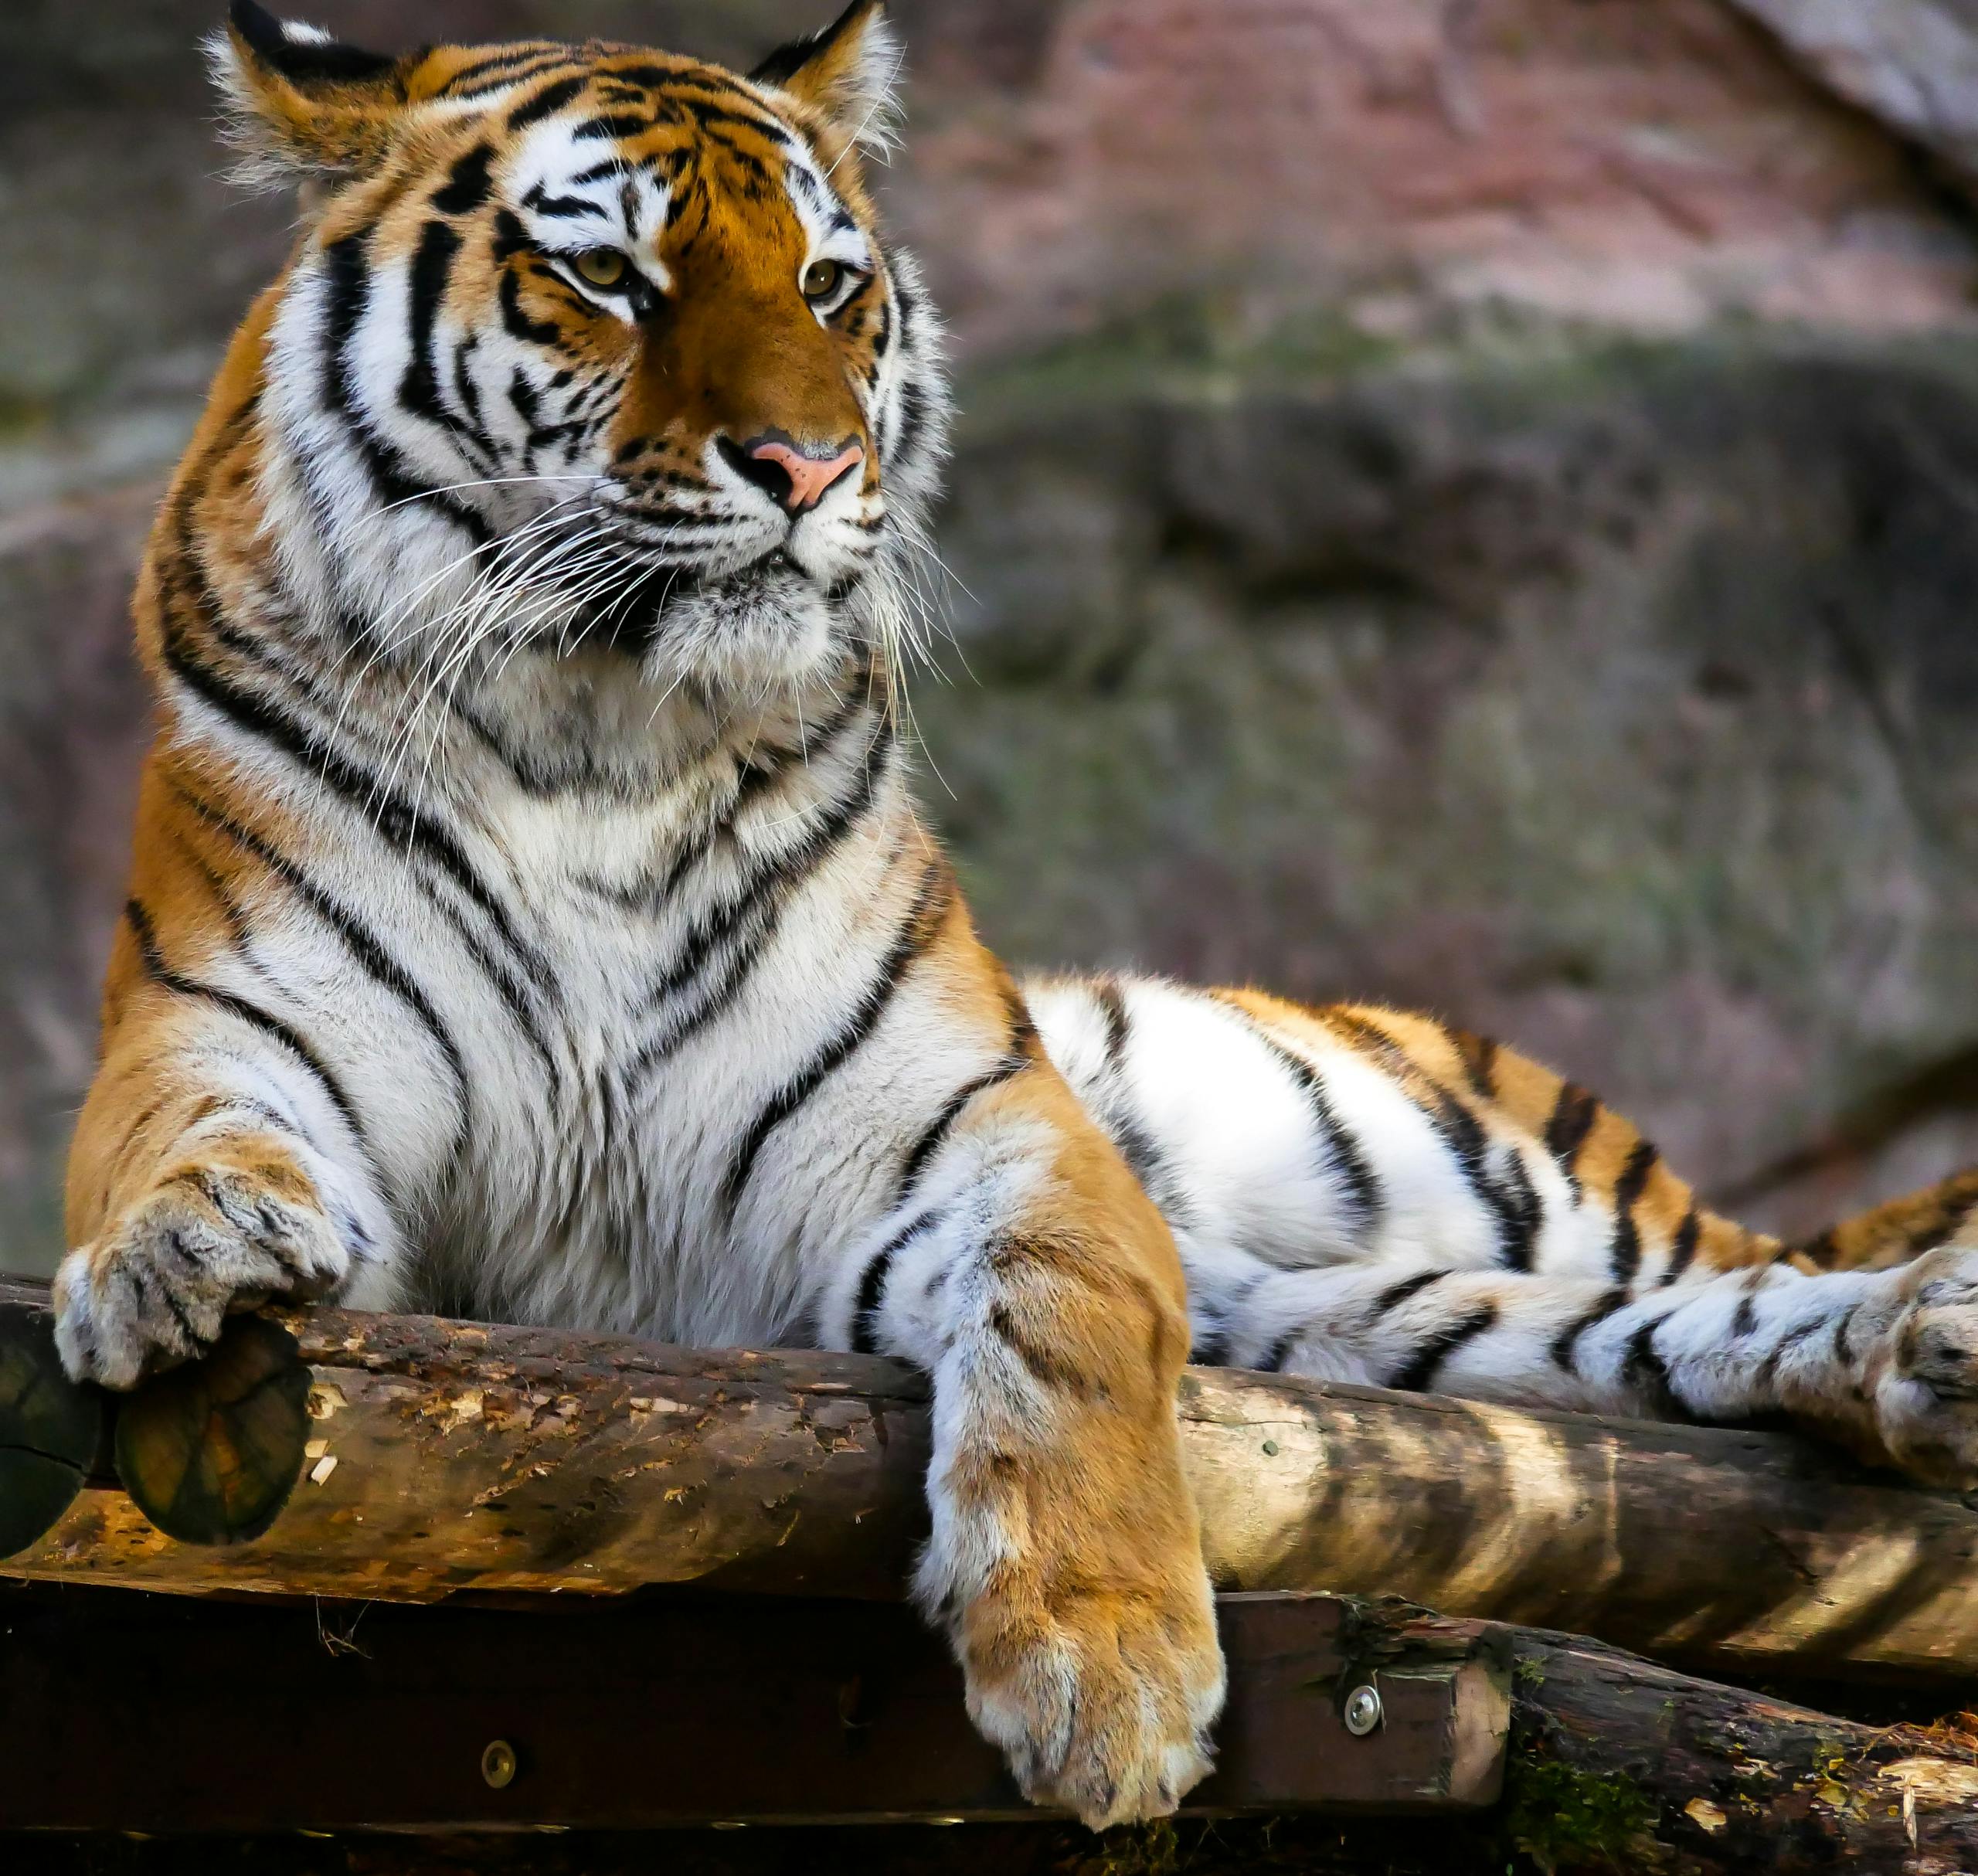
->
[818,1062,1224,1829]
[56,969,396,1390]
[1225,1237,1978,1486]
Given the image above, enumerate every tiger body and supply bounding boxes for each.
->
[59,1,1978,1828]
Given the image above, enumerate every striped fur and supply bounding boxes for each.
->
[55,1,1978,1828]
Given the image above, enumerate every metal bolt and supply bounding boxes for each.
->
[481,1740,518,1789]
[1342,1683,1383,1738]
[1261,1439,1280,1456]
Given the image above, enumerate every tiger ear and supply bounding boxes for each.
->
[207,1,412,189]
[750,0,905,158]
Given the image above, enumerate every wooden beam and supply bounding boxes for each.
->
[0,1585,1506,1830]
[6,1579,1978,1870]
[7,1278,1978,1684]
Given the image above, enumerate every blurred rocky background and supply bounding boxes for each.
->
[7,0,1978,1276]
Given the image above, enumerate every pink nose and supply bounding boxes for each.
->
[733,435,865,514]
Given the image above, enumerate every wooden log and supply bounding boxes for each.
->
[1493,1620,1978,1873]
[0,1585,1507,1829]
[7,1279,1978,1684]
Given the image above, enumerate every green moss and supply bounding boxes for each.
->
[0,386,56,437]
[960,293,1407,421]
[1500,1759,1660,1873]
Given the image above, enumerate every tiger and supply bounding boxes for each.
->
[53,0,1978,1829]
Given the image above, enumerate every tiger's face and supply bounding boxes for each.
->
[220,1,945,696]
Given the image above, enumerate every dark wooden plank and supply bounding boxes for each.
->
[0,1585,1505,1830]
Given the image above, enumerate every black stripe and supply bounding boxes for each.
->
[124,900,365,1144]
[166,821,262,962]
[1543,1082,1600,1191]
[1388,1303,1499,1395]
[1255,1331,1300,1375]
[989,1300,1097,1401]
[1753,1315,1825,1399]
[1730,1275,1762,1341]
[1448,1025,1500,1100]
[1248,1025,1382,1236]
[849,1207,939,1354]
[1621,1317,1691,1420]
[437,46,566,95]
[1093,977,1130,1063]
[431,144,495,214]
[635,726,889,1018]
[1550,1287,1626,1370]
[573,113,654,143]
[498,264,566,348]
[399,220,462,428]
[172,787,471,1147]
[1662,1205,1701,1285]
[319,232,492,546]
[1425,1088,1543,1269]
[1089,978,1192,1227]
[894,1056,1029,1208]
[1371,1269,1446,1317]
[508,74,588,131]
[522,182,600,219]
[1607,1139,1661,1287]
[1834,1300,1863,1368]
[718,864,950,1219]
[892,376,930,473]
[1491,1150,1544,1272]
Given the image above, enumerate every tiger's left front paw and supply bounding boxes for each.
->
[953,1562,1225,1829]
[1869,1247,1978,1487]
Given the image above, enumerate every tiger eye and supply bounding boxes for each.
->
[574,249,629,290]
[800,259,844,301]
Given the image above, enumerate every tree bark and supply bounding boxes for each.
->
[1494,1619,1978,1873]
[8,1277,1978,1687]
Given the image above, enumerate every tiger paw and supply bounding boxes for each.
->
[54,1138,355,1390]
[953,1564,1225,1828]
[1868,1247,1978,1488]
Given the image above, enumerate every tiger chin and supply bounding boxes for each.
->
[56,0,1978,1830]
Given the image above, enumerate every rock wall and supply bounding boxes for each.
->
[5,1,1978,1273]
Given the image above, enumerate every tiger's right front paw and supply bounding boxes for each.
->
[56,1142,355,1389]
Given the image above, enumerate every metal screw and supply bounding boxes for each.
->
[1342,1683,1383,1737]
[481,1740,518,1789]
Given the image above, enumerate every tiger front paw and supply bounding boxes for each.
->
[947,1557,1225,1828]
[55,1139,357,1390]
[1867,1246,1978,1487]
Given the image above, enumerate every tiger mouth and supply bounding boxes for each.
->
[576,549,828,654]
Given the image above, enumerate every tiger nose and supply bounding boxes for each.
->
[722,433,865,515]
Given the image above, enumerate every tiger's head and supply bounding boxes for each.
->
[212,0,945,699]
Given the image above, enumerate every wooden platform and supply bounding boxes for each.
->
[0,1583,1506,1830]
